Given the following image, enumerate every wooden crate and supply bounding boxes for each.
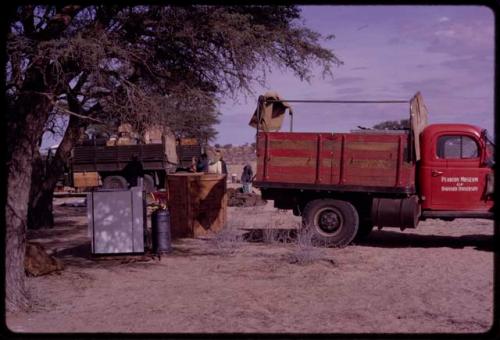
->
[73,171,101,187]
[167,173,227,238]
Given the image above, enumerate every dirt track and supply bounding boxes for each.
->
[6,197,494,333]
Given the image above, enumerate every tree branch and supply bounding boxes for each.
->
[54,105,105,123]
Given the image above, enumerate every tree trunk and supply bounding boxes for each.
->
[28,114,83,229]
[27,150,54,229]
[6,93,53,312]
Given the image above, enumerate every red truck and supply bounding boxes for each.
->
[250,92,494,246]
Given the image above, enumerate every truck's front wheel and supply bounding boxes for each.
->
[302,199,359,247]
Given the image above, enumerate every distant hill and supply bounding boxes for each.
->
[206,144,257,177]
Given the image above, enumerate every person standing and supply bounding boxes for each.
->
[220,155,228,176]
[241,164,253,193]
[196,153,209,172]
[122,154,144,187]
[189,156,198,172]
[208,149,228,176]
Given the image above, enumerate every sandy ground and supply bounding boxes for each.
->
[6,194,494,334]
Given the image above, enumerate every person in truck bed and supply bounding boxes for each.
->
[122,154,144,187]
[196,153,209,172]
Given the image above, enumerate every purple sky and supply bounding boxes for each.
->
[41,5,494,150]
[214,5,495,145]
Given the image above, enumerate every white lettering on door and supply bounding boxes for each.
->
[440,176,479,192]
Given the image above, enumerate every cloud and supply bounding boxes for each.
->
[335,87,365,95]
[398,78,451,97]
[427,20,493,57]
[440,56,494,75]
[438,16,450,23]
[387,37,401,45]
[350,66,368,71]
[434,29,456,38]
[329,76,364,86]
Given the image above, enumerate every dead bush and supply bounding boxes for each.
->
[262,228,295,244]
[25,242,64,276]
[211,228,243,255]
[286,228,329,265]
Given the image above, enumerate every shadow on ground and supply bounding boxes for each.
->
[240,228,494,252]
[355,230,494,252]
[53,242,161,269]
[241,228,297,243]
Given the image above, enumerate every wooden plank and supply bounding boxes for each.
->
[347,159,396,169]
[269,139,316,150]
[396,135,403,186]
[264,133,269,180]
[345,142,399,152]
[345,150,399,160]
[73,172,100,187]
[269,149,316,158]
[338,176,396,187]
[269,156,316,167]
[339,135,346,184]
[315,134,322,184]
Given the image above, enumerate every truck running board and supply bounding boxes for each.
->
[421,211,494,220]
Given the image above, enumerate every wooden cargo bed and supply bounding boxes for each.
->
[72,144,166,172]
[255,131,416,194]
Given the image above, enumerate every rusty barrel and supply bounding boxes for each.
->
[167,173,227,238]
[151,208,172,253]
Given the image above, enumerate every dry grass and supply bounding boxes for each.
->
[210,228,243,255]
[286,228,332,265]
[227,207,333,265]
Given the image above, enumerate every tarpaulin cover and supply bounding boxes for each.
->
[409,91,429,161]
[249,91,293,131]
[163,127,179,165]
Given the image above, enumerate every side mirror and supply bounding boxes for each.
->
[484,158,495,168]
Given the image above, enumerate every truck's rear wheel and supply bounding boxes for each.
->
[302,199,359,247]
[102,176,128,189]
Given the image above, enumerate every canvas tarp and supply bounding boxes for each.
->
[249,91,293,131]
[162,127,179,165]
[409,91,429,161]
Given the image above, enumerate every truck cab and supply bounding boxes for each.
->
[419,124,494,217]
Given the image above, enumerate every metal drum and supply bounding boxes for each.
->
[151,208,172,254]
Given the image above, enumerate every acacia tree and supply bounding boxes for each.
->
[6,5,340,311]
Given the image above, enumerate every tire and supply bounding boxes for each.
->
[353,223,374,243]
[302,199,359,247]
[102,175,128,189]
[143,174,156,193]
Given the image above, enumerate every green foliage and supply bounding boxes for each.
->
[372,119,410,130]
[7,5,339,142]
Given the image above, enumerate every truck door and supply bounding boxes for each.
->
[422,132,492,211]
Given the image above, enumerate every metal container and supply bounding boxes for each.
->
[87,186,145,254]
[151,208,172,253]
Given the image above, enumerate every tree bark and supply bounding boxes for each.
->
[6,93,53,312]
[28,114,83,229]
[27,150,54,229]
